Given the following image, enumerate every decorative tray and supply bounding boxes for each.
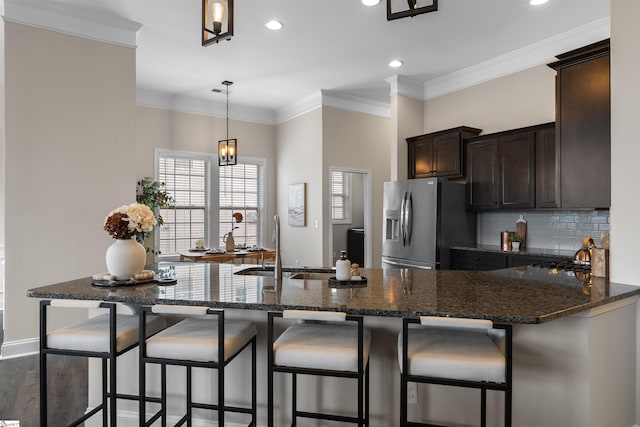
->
[327,276,367,287]
[92,276,177,288]
[189,248,209,252]
[91,271,177,288]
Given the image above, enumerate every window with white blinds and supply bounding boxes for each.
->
[331,170,351,224]
[156,152,213,257]
[155,150,265,256]
[219,160,265,248]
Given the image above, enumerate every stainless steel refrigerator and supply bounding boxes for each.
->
[382,178,475,270]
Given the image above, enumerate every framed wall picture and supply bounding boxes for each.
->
[288,183,306,226]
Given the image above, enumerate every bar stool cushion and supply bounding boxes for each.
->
[399,327,505,383]
[273,322,371,372]
[47,313,166,353]
[146,317,257,363]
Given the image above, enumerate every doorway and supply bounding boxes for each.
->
[328,167,372,268]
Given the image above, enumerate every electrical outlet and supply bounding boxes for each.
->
[407,381,418,404]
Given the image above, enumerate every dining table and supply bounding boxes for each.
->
[178,248,276,264]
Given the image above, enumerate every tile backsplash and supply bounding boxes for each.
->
[477,210,610,251]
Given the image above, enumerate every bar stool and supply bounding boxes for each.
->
[399,316,512,427]
[267,310,370,426]
[40,299,167,426]
[139,305,257,427]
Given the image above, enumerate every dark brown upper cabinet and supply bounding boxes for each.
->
[466,123,553,211]
[548,39,611,209]
[407,126,481,179]
[467,138,499,209]
[535,124,560,208]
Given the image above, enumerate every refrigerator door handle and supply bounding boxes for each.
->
[406,191,413,245]
[400,191,407,246]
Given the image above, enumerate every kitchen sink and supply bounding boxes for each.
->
[234,267,274,277]
[234,267,334,279]
[288,272,334,280]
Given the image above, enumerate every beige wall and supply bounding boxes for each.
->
[322,106,390,267]
[3,23,137,345]
[610,0,640,423]
[135,106,277,246]
[610,0,640,286]
[0,85,5,249]
[424,64,556,134]
[275,109,324,267]
[390,95,424,180]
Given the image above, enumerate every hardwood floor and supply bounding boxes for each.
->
[0,311,88,427]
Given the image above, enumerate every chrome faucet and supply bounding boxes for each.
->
[273,214,282,282]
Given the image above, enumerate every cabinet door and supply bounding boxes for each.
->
[450,249,508,271]
[433,133,462,177]
[499,133,535,208]
[409,138,434,178]
[467,140,499,209]
[558,54,611,208]
[536,126,560,208]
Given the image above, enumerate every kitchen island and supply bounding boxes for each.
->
[28,262,640,427]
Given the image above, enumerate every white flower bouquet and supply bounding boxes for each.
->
[104,203,156,240]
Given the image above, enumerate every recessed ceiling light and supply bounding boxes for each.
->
[362,0,380,6]
[529,0,549,5]
[389,59,404,68]
[265,20,284,30]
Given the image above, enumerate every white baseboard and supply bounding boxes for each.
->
[85,408,260,427]
[0,336,39,359]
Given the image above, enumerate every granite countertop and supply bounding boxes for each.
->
[27,262,640,324]
[450,244,576,258]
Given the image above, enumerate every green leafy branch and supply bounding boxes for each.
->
[136,177,175,254]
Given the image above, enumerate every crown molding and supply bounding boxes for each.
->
[274,91,323,124]
[2,0,142,48]
[138,86,391,126]
[320,90,390,119]
[274,90,391,124]
[424,17,611,100]
[385,75,424,100]
[136,88,277,125]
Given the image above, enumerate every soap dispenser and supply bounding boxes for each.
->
[336,251,351,281]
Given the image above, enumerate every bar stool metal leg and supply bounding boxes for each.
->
[291,372,297,426]
[187,365,192,427]
[161,364,167,427]
[39,302,48,427]
[103,359,109,427]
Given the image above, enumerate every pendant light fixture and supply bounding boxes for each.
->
[218,80,237,167]
[202,0,234,46]
[387,0,438,21]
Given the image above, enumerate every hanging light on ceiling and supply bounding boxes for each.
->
[387,0,438,21]
[218,81,237,167]
[202,0,234,46]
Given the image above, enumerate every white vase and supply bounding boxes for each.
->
[224,231,235,253]
[106,238,146,280]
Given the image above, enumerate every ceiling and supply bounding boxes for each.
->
[3,0,611,119]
